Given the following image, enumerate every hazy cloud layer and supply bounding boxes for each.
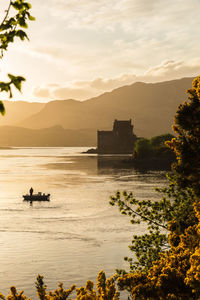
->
[1,0,200,101]
[48,0,197,30]
[47,0,200,39]
[33,75,136,100]
[33,59,199,101]
[144,59,200,80]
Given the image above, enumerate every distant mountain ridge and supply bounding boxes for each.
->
[17,77,193,136]
[0,101,45,126]
[0,77,194,146]
[0,125,96,147]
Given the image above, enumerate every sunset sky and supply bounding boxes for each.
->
[1,0,200,102]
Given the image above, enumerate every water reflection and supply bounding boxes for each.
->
[97,155,133,176]
[0,147,168,297]
[44,153,168,177]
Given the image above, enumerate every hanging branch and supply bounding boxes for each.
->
[0,0,35,113]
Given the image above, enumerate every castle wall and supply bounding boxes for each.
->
[97,131,114,154]
[97,119,136,154]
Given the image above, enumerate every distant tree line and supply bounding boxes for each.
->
[131,133,175,169]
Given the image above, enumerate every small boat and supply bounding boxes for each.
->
[23,192,50,202]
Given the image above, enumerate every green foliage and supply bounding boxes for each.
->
[35,275,47,300]
[0,0,35,54]
[35,275,76,300]
[0,0,34,114]
[116,201,200,299]
[110,184,196,273]
[167,76,200,196]
[0,74,25,98]
[134,138,153,159]
[134,134,175,160]
[109,75,200,298]
[150,134,174,148]
[0,272,119,300]
[3,286,28,300]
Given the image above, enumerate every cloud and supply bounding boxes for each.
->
[33,87,51,98]
[144,59,200,81]
[17,0,200,89]
[2,0,200,102]
[47,0,200,34]
[32,59,200,101]
[33,74,138,100]
[26,24,200,81]
[48,0,163,27]
[90,74,137,90]
[34,84,95,100]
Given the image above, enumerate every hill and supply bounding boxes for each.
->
[0,77,194,146]
[0,101,45,126]
[0,125,96,147]
[17,77,193,137]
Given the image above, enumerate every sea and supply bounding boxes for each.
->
[0,147,167,298]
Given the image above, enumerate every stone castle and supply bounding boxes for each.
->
[97,119,136,154]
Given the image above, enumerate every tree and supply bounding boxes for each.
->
[133,135,175,169]
[134,138,153,159]
[110,182,196,274]
[150,134,174,148]
[110,76,200,299]
[116,198,200,299]
[0,272,120,300]
[166,76,200,196]
[0,0,35,113]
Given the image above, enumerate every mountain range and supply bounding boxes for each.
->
[0,77,194,146]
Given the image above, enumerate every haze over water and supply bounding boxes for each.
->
[0,147,167,297]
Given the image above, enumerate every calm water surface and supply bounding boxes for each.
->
[0,147,167,297]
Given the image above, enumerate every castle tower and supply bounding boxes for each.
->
[97,119,136,154]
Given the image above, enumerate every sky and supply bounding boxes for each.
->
[1,0,200,102]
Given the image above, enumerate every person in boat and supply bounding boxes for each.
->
[29,187,33,196]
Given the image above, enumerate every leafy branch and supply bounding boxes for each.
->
[109,183,196,272]
[0,0,35,115]
[0,1,12,28]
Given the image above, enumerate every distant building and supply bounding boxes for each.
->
[97,119,136,154]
